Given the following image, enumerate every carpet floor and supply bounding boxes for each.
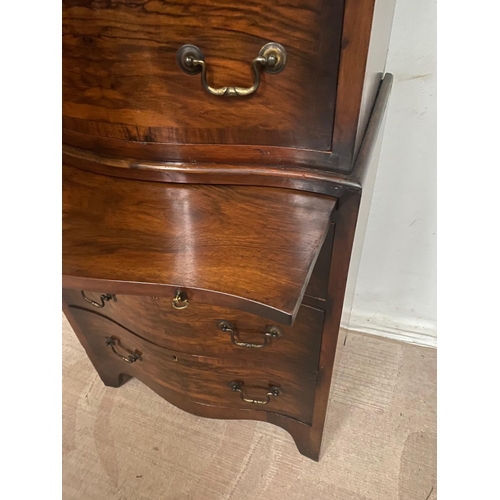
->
[63,314,436,500]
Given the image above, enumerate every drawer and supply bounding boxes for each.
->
[63,288,324,372]
[63,166,336,325]
[62,0,344,152]
[69,307,317,423]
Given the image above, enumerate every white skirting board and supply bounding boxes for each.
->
[342,313,437,348]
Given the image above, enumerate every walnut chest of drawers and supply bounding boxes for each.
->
[62,0,396,461]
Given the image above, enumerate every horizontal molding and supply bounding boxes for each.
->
[343,313,437,348]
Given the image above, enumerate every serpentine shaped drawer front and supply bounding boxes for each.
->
[62,0,344,151]
[63,289,324,371]
[62,166,336,325]
[70,307,317,424]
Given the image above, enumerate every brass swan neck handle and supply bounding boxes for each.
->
[177,42,287,97]
[228,381,281,405]
[81,291,116,308]
[217,320,283,349]
[105,337,140,364]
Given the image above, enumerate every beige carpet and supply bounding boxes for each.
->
[63,315,436,500]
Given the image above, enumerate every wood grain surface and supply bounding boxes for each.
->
[62,0,344,150]
[68,306,317,423]
[305,223,335,300]
[61,74,394,194]
[63,311,436,498]
[62,0,392,172]
[306,73,394,456]
[61,75,393,460]
[63,289,324,370]
[62,165,337,324]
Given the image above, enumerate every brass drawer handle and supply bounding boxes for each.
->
[81,291,116,308]
[105,337,140,363]
[177,42,287,97]
[217,321,283,349]
[228,381,281,405]
[172,289,189,310]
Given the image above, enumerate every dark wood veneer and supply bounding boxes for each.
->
[63,166,336,324]
[63,0,344,151]
[63,289,324,371]
[68,307,317,423]
[62,0,392,172]
[62,0,395,461]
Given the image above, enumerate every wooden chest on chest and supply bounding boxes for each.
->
[62,0,396,460]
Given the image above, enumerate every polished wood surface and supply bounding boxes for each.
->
[63,165,337,324]
[306,74,394,457]
[62,145,349,196]
[62,76,393,461]
[63,288,324,370]
[68,306,317,423]
[61,0,396,461]
[63,74,393,195]
[331,0,377,168]
[61,0,389,172]
[63,301,319,459]
[63,0,344,151]
[305,224,335,301]
[62,131,340,169]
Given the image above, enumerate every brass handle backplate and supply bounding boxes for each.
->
[172,289,189,310]
[217,321,283,349]
[176,42,287,97]
[229,381,281,405]
[105,337,140,363]
[81,291,116,308]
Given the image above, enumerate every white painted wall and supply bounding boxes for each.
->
[349,0,437,346]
